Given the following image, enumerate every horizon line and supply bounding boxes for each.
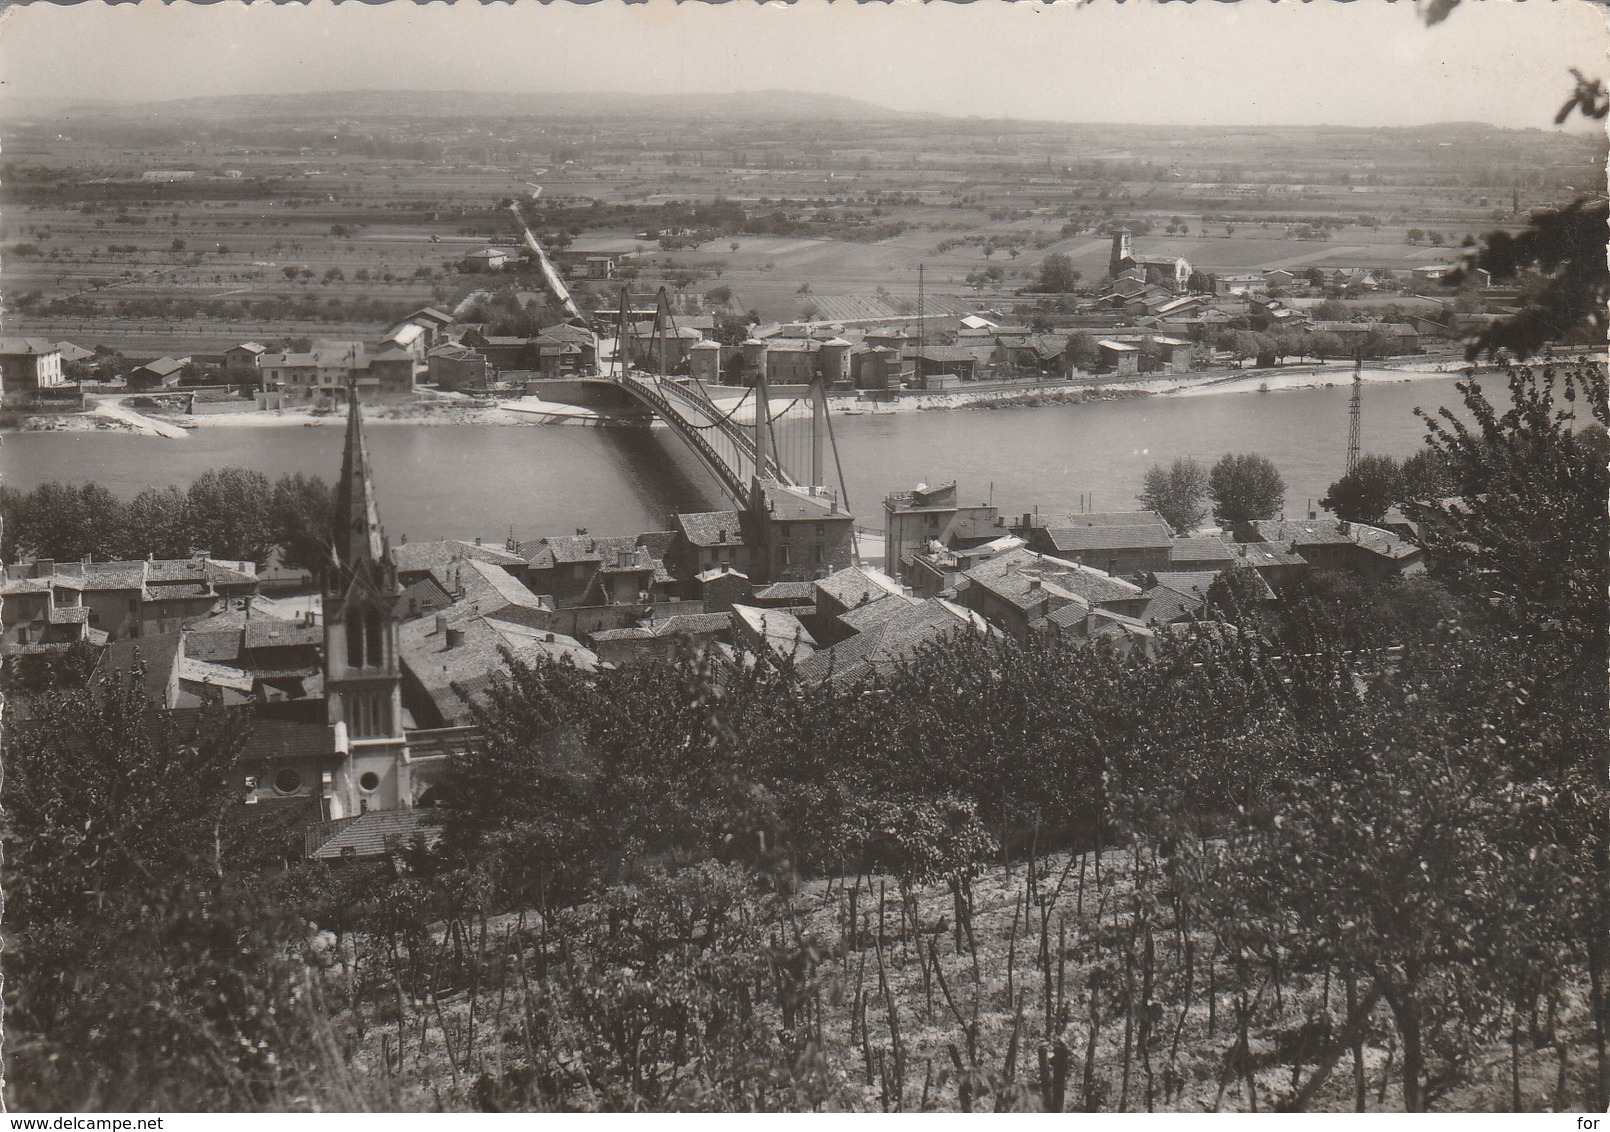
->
[5,88,1587,137]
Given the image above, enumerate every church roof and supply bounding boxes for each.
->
[332,391,391,584]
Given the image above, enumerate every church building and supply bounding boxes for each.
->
[1109,228,1192,292]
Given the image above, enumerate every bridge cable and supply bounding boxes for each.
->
[823,397,858,566]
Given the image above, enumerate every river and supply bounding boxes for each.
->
[1,376,1469,543]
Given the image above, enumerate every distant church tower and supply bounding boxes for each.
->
[1109,227,1133,275]
[324,388,408,816]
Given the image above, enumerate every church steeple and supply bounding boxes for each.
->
[332,386,392,587]
[323,386,407,817]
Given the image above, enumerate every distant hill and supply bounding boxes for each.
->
[13,88,931,125]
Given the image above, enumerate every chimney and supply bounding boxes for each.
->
[474,536,483,547]
[545,632,555,643]
[444,626,465,650]
[434,614,448,636]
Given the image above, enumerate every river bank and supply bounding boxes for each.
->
[9,353,1506,439]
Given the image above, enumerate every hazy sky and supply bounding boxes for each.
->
[2,0,1605,130]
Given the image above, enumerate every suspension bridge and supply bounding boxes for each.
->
[592,290,851,517]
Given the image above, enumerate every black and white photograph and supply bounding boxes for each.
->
[0,0,1605,1115]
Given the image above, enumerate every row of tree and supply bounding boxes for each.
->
[0,469,334,572]
[1137,445,1470,535]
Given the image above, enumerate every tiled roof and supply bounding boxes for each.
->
[183,628,244,663]
[136,357,187,377]
[753,581,815,603]
[1142,585,1205,626]
[145,582,214,601]
[393,539,525,574]
[1169,537,1237,565]
[0,578,51,595]
[527,533,641,566]
[637,531,676,559]
[311,810,441,860]
[732,604,817,662]
[962,548,1144,611]
[676,511,746,548]
[0,337,61,355]
[1041,525,1172,553]
[1235,542,1309,569]
[795,600,971,686]
[238,717,335,763]
[53,567,146,592]
[1250,519,1352,547]
[178,657,256,694]
[653,611,735,637]
[399,603,593,726]
[144,560,211,583]
[1150,571,1220,597]
[244,619,323,650]
[1026,511,1168,531]
[400,575,454,619]
[814,565,902,611]
[914,346,977,363]
[838,592,924,633]
[1345,522,1422,560]
[48,606,89,624]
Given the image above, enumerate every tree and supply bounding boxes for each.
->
[1138,458,1208,533]
[1321,453,1402,524]
[1406,228,1426,245]
[3,671,339,1110]
[1035,253,1081,293]
[1208,453,1286,526]
[1415,358,1607,653]
[705,284,733,307]
[269,473,334,576]
[3,481,127,562]
[124,484,194,560]
[1449,198,1608,359]
[1310,331,1345,361]
[170,238,186,253]
[185,468,275,563]
[1399,447,1456,501]
[1063,331,1099,373]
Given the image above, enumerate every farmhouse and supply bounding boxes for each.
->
[461,247,516,273]
[224,342,268,372]
[425,345,491,392]
[127,356,188,391]
[0,338,65,397]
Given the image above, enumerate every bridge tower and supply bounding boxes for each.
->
[753,367,772,489]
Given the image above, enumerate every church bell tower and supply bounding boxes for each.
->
[324,387,408,816]
[1109,227,1133,276]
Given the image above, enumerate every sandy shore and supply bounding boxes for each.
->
[14,353,1563,438]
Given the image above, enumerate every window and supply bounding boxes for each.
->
[359,771,380,792]
[816,524,825,536]
[274,768,302,795]
[780,546,790,565]
[346,616,365,668]
[813,546,823,563]
[365,612,383,668]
